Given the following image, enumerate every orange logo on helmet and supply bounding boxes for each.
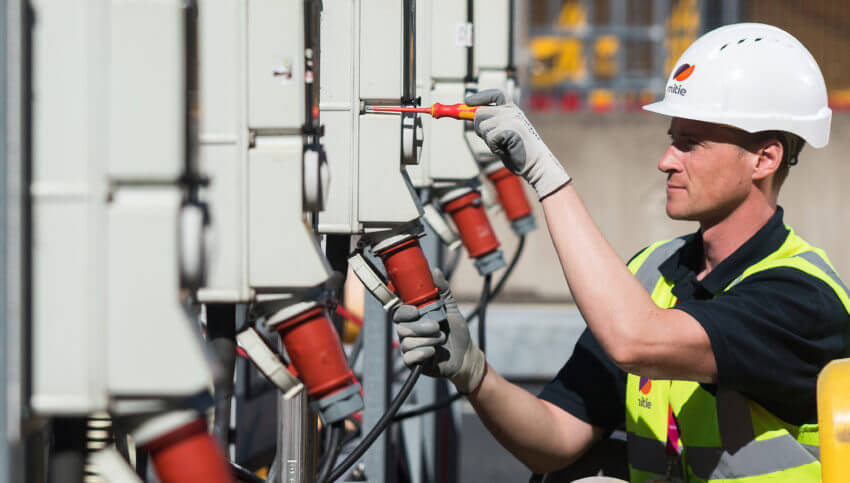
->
[674,64,695,82]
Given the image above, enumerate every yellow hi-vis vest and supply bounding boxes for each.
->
[625,228,850,482]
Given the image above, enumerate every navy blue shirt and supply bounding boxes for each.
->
[539,207,850,428]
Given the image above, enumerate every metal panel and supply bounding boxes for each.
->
[318,0,354,108]
[357,114,421,224]
[247,0,305,130]
[474,0,510,71]
[426,83,479,182]
[105,188,212,397]
[30,202,101,413]
[108,0,185,180]
[196,0,250,302]
[247,139,331,290]
[429,0,470,80]
[316,110,358,234]
[28,0,106,415]
[359,0,403,100]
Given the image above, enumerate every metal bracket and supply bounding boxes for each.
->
[348,252,401,311]
[236,328,304,400]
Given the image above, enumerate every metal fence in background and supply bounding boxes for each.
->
[523,0,738,112]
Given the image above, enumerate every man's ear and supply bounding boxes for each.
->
[752,138,783,181]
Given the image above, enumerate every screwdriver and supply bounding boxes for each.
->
[365,103,478,120]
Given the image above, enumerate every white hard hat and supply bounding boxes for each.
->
[644,23,831,148]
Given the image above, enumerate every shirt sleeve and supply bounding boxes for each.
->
[675,267,850,425]
[538,328,627,432]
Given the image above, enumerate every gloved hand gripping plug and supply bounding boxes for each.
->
[466,89,571,199]
[392,269,486,394]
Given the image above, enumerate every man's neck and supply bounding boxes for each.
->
[697,197,777,279]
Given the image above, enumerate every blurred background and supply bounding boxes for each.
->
[451,0,850,304]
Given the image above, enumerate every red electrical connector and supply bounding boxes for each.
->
[142,418,233,483]
[275,306,355,400]
[268,304,364,424]
[440,188,506,275]
[485,164,537,236]
[374,237,441,309]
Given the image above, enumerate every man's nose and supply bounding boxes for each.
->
[658,145,682,174]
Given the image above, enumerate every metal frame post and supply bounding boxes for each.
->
[274,337,318,483]
[362,273,394,483]
[2,0,28,480]
[399,214,460,483]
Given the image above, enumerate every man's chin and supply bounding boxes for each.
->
[666,205,699,221]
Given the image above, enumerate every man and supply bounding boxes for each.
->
[392,23,850,482]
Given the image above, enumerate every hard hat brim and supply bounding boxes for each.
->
[642,101,831,148]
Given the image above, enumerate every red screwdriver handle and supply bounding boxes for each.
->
[431,103,477,120]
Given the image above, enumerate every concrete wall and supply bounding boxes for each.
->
[452,112,850,301]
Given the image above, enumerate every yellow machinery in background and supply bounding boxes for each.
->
[818,358,850,482]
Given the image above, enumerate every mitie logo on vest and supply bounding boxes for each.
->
[638,376,653,409]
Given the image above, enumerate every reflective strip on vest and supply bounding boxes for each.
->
[727,250,847,294]
[633,237,686,293]
[685,433,818,480]
[796,251,850,295]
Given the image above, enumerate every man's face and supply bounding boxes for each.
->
[659,118,755,223]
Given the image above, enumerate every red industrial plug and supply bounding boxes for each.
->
[273,304,364,424]
[440,188,507,275]
[484,163,537,236]
[142,417,233,483]
[374,237,441,309]
[371,233,446,326]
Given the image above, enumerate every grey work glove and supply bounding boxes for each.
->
[465,89,571,199]
[392,269,487,394]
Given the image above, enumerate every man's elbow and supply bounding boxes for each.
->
[605,331,645,373]
[523,456,572,475]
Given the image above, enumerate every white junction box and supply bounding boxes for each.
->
[30,0,213,414]
[196,0,332,303]
[318,0,423,236]
[474,0,511,73]
[408,0,479,189]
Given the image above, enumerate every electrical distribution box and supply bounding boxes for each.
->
[30,0,213,414]
[196,0,332,303]
[408,0,480,188]
[474,0,517,95]
[318,0,423,236]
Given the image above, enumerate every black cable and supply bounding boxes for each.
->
[326,365,422,482]
[477,274,492,353]
[393,273,492,422]
[467,234,525,322]
[394,392,463,422]
[316,422,344,483]
[230,460,264,483]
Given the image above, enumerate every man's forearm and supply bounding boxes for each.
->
[467,363,601,474]
[539,183,716,381]
[541,184,660,364]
